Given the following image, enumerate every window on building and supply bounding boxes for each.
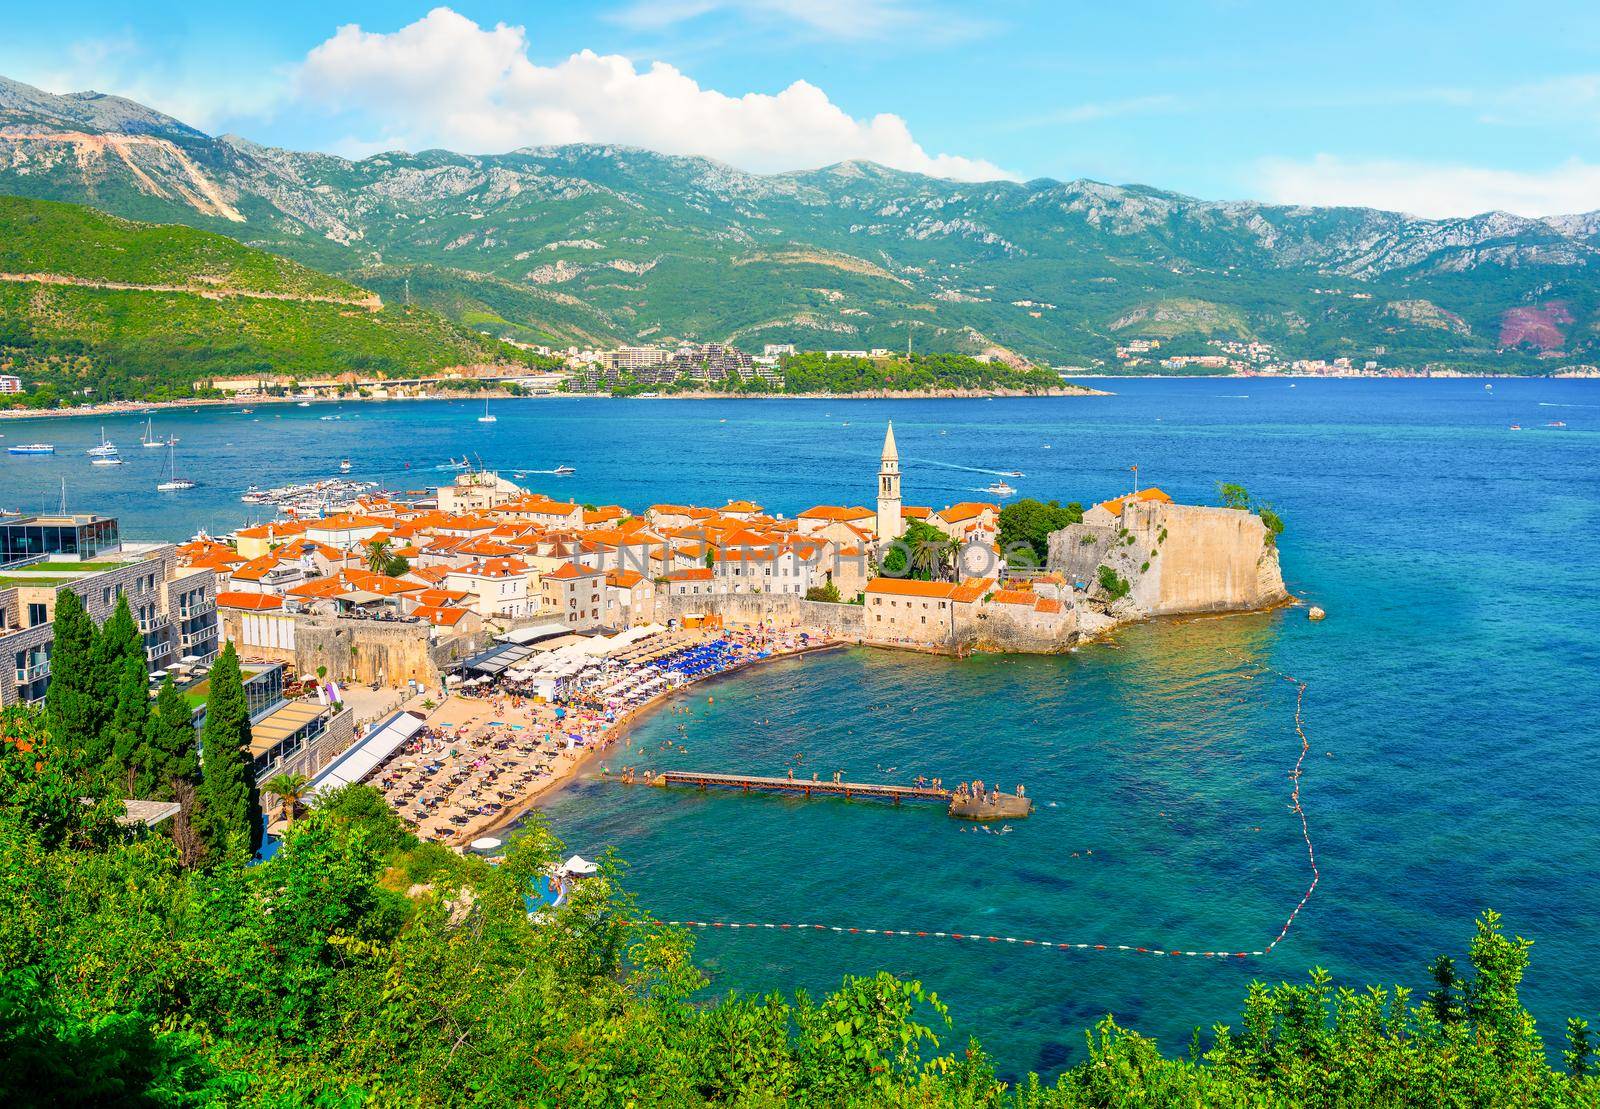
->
[27,602,47,627]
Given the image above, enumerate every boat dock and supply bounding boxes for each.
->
[618,768,1032,821]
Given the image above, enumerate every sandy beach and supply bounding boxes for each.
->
[367,629,843,848]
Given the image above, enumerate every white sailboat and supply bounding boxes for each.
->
[478,399,497,423]
[140,417,163,448]
[156,440,196,490]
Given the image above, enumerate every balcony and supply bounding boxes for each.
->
[137,614,171,635]
[178,599,215,619]
[180,626,217,650]
[14,661,49,683]
[145,640,173,663]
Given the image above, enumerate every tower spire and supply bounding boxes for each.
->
[876,421,903,542]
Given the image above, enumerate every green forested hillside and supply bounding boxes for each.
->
[0,195,359,298]
[0,197,539,403]
[5,73,1599,374]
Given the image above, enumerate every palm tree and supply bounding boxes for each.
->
[364,538,394,574]
[262,772,310,829]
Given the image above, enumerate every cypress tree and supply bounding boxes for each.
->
[44,588,102,773]
[93,595,146,788]
[108,651,154,796]
[145,676,199,799]
[194,643,261,861]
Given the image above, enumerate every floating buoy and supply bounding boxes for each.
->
[1308,606,1326,622]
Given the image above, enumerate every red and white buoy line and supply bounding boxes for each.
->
[626,661,1318,960]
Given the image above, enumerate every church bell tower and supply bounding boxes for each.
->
[876,421,904,542]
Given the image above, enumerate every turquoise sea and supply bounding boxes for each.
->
[4,378,1598,1079]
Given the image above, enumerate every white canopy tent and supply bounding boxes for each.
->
[308,710,426,797]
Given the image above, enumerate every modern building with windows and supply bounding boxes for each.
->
[0,517,220,706]
[0,513,120,563]
[188,661,352,781]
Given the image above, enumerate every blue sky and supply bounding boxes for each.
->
[3,1,1598,216]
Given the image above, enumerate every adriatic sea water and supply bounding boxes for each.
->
[4,379,1597,1079]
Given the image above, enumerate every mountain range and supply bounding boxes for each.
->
[3,74,1597,373]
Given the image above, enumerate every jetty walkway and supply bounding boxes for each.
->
[615,768,1032,820]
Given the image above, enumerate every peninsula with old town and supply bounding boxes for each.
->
[0,422,1287,848]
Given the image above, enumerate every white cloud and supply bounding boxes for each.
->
[293,7,1011,180]
[1255,154,1600,219]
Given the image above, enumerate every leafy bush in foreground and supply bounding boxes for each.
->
[1,703,1594,1106]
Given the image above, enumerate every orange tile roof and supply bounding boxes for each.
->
[1033,596,1064,614]
[287,576,347,599]
[543,561,601,581]
[903,506,932,519]
[229,554,288,582]
[799,505,875,521]
[990,589,1037,605]
[1092,487,1173,518]
[306,513,387,531]
[606,569,646,588]
[412,605,470,626]
[236,521,308,540]
[866,578,956,599]
[451,557,529,578]
[215,591,284,611]
[186,551,245,571]
[414,588,469,606]
[722,499,763,513]
[949,577,994,603]
[665,568,713,582]
[939,502,999,524]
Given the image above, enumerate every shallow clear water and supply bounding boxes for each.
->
[5,379,1597,1078]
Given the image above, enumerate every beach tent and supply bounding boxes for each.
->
[496,620,568,646]
[460,642,534,677]
[560,855,598,877]
[307,710,426,797]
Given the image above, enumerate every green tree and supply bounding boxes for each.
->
[43,588,101,773]
[194,643,261,861]
[805,581,842,603]
[107,650,152,796]
[144,676,199,799]
[999,498,1083,566]
[363,537,409,576]
[92,595,146,787]
[1097,565,1131,600]
[1218,481,1251,510]
[262,772,310,829]
[878,518,952,581]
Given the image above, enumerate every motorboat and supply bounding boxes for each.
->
[340,458,352,473]
[997,470,1024,477]
[983,481,1016,497]
[297,401,311,407]
[552,464,576,475]
[86,427,118,456]
[91,450,125,466]
[7,443,54,455]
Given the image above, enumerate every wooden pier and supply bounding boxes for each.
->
[622,769,1032,821]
